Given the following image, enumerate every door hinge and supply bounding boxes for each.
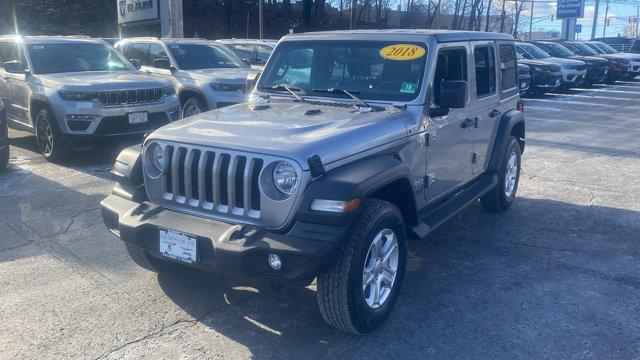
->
[471,152,480,164]
[425,132,436,146]
[426,173,436,188]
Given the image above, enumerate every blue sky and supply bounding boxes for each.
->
[387,0,639,39]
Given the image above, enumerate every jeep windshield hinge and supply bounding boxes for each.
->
[426,174,436,188]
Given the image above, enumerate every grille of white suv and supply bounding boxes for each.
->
[144,142,305,229]
[98,89,163,106]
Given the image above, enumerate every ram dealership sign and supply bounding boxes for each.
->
[117,0,159,24]
[556,0,586,19]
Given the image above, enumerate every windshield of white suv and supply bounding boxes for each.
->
[27,42,133,74]
[546,43,575,57]
[591,42,617,54]
[516,44,550,59]
[258,41,427,102]
[168,44,244,70]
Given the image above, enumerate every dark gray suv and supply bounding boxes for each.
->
[101,30,525,333]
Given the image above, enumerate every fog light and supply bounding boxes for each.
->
[267,253,282,271]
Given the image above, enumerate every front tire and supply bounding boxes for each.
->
[317,200,407,334]
[481,136,522,211]
[181,97,206,118]
[34,108,69,162]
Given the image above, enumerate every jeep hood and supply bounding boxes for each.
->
[147,100,412,170]
[38,71,170,90]
[177,68,257,84]
[548,57,585,66]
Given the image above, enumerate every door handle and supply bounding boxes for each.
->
[489,109,502,118]
[461,118,474,128]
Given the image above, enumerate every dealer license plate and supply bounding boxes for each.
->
[159,229,197,263]
[128,112,148,125]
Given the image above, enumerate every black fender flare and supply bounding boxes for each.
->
[295,155,416,225]
[487,109,525,173]
[178,87,208,109]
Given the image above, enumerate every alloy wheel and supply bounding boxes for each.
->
[362,228,399,309]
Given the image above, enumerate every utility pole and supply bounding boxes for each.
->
[529,0,535,40]
[435,0,442,28]
[350,0,357,29]
[258,0,264,40]
[591,0,600,39]
[500,0,507,33]
[602,0,610,37]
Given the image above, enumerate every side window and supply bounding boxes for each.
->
[129,43,149,65]
[474,45,496,97]
[0,42,12,66]
[147,43,168,66]
[256,45,272,65]
[271,48,313,86]
[499,44,518,91]
[433,48,467,108]
[234,44,255,61]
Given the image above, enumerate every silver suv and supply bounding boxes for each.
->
[0,36,180,161]
[114,38,258,118]
[215,39,278,70]
[101,30,525,333]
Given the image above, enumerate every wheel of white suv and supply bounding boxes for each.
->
[481,136,522,211]
[181,97,206,118]
[317,199,407,334]
[34,108,69,162]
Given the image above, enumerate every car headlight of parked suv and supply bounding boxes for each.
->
[163,86,176,97]
[144,142,164,178]
[58,90,98,101]
[273,161,298,195]
[210,83,245,92]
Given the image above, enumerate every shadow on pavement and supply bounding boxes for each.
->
[154,196,640,359]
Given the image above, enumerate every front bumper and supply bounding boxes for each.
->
[586,67,608,84]
[202,87,248,110]
[100,195,347,285]
[49,94,181,137]
[531,72,562,92]
[561,69,587,86]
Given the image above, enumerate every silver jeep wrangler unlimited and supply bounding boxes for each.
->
[101,30,525,334]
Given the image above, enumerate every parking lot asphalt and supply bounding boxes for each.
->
[1,81,640,360]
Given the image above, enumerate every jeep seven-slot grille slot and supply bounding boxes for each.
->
[98,89,163,106]
[163,145,263,218]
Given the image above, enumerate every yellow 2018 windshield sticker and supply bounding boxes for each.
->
[379,44,426,61]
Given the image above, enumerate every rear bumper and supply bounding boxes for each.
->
[100,194,347,285]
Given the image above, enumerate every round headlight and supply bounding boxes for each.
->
[149,143,164,171]
[273,161,298,195]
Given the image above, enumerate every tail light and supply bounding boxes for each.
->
[516,99,524,113]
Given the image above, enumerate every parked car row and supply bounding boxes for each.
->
[515,39,640,96]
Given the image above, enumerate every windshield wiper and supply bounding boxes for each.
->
[258,84,305,102]
[313,88,385,111]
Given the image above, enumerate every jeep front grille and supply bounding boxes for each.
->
[162,145,264,218]
[98,89,163,106]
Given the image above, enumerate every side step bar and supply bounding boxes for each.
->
[409,173,498,240]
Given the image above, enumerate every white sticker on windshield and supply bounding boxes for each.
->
[32,45,44,50]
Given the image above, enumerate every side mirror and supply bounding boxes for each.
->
[153,58,171,70]
[439,80,467,109]
[246,71,261,93]
[129,59,141,69]
[4,61,26,74]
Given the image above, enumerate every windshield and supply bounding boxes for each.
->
[548,43,575,57]
[592,42,617,54]
[575,43,600,55]
[517,44,550,59]
[27,42,133,74]
[168,44,244,70]
[258,41,427,102]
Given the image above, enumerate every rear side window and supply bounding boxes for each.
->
[129,43,149,64]
[499,44,517,91]
[233,44,255,60]
[433,48,467,107]
[0,42,12,66]
[474,45,496,97]
[147,43,168,66]
[256,45,272,64]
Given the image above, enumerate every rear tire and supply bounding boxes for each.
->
[34,108,70,162]
[181,97,206,118]
[317,200,407,334]
[125,243,188,275]
[481,136,522,212]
